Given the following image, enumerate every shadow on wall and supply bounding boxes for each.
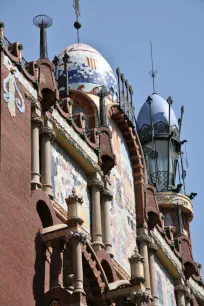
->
[33,200,54,306]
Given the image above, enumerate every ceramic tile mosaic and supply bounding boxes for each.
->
[155,257,176,306]
[51,141,91,233]
[57,43,118,102]
[109,119,136,274]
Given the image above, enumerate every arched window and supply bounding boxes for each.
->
[36,200,53,228]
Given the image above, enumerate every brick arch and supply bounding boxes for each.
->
[32,189,58,227]
[108,105,147,227]
[70,90,99,129]
[95,249,117,282]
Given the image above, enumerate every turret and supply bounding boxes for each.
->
[137,93,180,192]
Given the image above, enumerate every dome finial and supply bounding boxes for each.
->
[73,0,82,43]
[149,41,157,94]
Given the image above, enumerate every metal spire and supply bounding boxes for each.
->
[149,41,157,94]
[33,15,53,59]
[73,0,82,43]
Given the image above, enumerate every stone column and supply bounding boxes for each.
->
[137,234,151,293]
[50,240,65,289]
[185,292,193,306]
[31,109,43,190]
[88,177,104,251]
[68,231,87,294]
[40,122,55,198]
[101,187,113,256]
[148,243,159,306]
[175,285,186,306]
[129,248,145,285]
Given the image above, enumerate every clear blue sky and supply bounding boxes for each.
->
[1,0,203,272]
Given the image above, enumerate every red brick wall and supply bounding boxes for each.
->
[0,56,45,306]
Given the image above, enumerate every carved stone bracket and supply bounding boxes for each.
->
[88,178,104,190]
[127,290,153,306]
[40,125,56,141]
[31,112,43,127]
[67,231,87,245]
[129,248,145,264]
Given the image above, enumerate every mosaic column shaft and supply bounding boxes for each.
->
[40,124,55,198]
[137,234,151,293]
[148,244,159,306]
[31,111,43,190]
[101,188,113,256]
[88,178,104,251]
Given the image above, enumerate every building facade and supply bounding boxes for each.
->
[0,17,203,306]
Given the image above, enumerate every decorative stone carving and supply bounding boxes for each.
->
[31,112,43,126]
[49,300,61,306]
[88,178,104,190]
[148,242,158,253]
[66,187,84,226]
[40,125,56,141]
[68,231,87,245]
[129,248,145,264]
[185,291,193,302]
[128,290,153,306]
[136,233,152,244]
[101,188,113,200]
[175,284,186,293]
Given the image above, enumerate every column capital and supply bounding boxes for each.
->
[129,248,145,264]
[128,290,153,306]
[40,125,56,141]
[137,233,152,244]
[31,112,44,126]
[88,178,104,190]
[175,284,186,293]
[67,231,87,245]
[185,291,193,302]
[148,242,158,253]
[101,188,113,200]
[66,187,83,205]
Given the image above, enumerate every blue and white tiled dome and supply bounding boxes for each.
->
[57,43,118,102]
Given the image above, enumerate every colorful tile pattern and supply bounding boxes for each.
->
[51,141,91,233]
[57,43,118,102]
[109,119,136,274]
[155,257,176,306]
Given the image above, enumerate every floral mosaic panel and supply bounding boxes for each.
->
[109,119,136,274]
[155,257,176,306]
[51,141,91,233]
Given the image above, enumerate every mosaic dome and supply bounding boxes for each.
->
[137,94,178,130]
[57,43,118,101]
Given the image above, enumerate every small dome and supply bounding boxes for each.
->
[137,94,178,131]
[57,43,118,102]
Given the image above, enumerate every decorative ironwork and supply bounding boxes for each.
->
[33,14,53,59]
[151,171,174,192]
[149,41,157,93]
[116,68,136,128]
[73,0,81,43]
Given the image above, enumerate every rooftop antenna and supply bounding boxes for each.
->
[149,41,157,94]
[33,15,53,59]
[73,0,81,43]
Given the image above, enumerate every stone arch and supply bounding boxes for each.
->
[101,260,114,283]
[32,189,58,227]
[108,105,147,227]
[70,89,99,129]
[37,200,53,228]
